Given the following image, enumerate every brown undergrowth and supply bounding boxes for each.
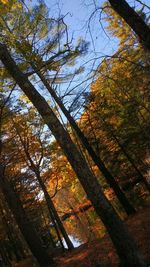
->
[57,206,150,267]
[13,205,150,267]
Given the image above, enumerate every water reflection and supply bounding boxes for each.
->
[62,235,82,248]
[61,208,106,247]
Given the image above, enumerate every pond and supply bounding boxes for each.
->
[60,208,106,248]
[61,235,82,248]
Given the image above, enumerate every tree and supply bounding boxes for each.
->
[4,1,135,215]
[0,164,54,266]
[83,4,150,197]
[108,0,150,51]
[0,43,147,267]
[0,193,26,265]
[31,65,135,216]
[0,96,54,266]
[12,114,73,250]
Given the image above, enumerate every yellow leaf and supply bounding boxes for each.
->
[1,0,8,4]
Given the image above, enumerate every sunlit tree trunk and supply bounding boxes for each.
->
[108,0,150,51]
[0,166,54,266]
[0,43,147,267]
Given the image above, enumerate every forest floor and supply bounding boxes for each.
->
[13,205,150,267]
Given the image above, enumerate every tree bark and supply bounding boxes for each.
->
[108,0,150,51]
[0,43,146,267]
[0,166,54,266]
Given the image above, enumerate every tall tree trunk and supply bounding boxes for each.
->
[108,0,150,51]
[36,173,65,251]
[0,166,54,266]
[32,67,135,216]
[0,43,147,267]
[36,171,74,250]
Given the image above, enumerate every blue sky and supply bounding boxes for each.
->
[25,0,150,59]
[26,0,150,112]
[28,0,150,70]
[43,0,150,55]
[37,0,149,112]
[44,0,118,55]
